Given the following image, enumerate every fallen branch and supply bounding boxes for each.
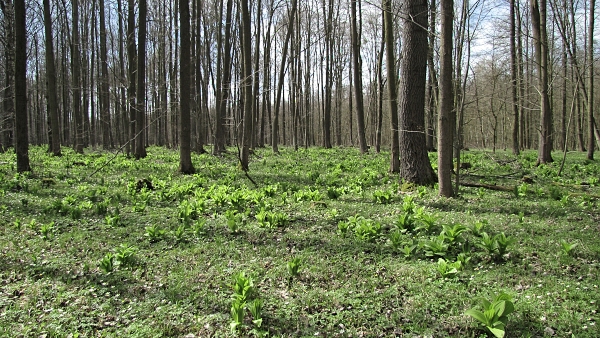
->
[459,181,514,192]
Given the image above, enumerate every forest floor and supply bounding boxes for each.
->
[0,146,599,337]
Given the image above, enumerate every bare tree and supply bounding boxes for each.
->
[383,0,399,173]
[510,0,519,155]
[179,0,195,173]
[240,0,253,170]
[72,0,84,154]
[126,0,136,156]
[587,0,595,160]
[99,0,112,149]
[1,0,15,151]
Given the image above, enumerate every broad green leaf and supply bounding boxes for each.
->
[465,309,488,325]
[488,326,506,338]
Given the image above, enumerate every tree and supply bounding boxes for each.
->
[135,0,148,159]
[240,0,253,171]
[398,0,436,185]
[510,0,519,156]
[72,0,84,154]
[1,0,15,152]
[531,0,552,164]
[213,0,234,155]
[350,0,368,154]
[43,0,61,156]
[437,0,454,196]
[179,0,195,174]
[99,0,112,149]
[587,0,595,160]
[14,0,29,171]
[126,0,136,156]
[383,0,399,173]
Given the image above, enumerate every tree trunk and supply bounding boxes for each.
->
[72,0,84,154]
[43,0,61,156]
[135,0,148,159]
[351,0,368,154]
[127,0,136,156]
[510,0,520,155]
[587,0,595,160]
[240,0,253,171]
[213,0,233,155]
[383,0,399,173]
[1,0,15,151]
[398,0,436,185]
[14,0,29,171]
[437,0,454,196]
[99,0,111,149]
[531,0,553,164]
[179,0,195,173]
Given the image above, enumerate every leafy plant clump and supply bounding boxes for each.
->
[465,292,515,338]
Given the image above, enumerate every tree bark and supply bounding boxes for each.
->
[398,0,436,185]
[99,0,111,149]
[14,0,29,171]
[126,0,136,156]
[351,0,368,154]
[1,0,15,151]
[531,0,553,164]
[43,0,61,156]
[587,0,595,160]
[510,0,520,155]
[383,0,399,173]
[179,0,195,173]
[72,0,84,154]
[135,0,148,159]
[437,0,454,196]
[240,0,253,171]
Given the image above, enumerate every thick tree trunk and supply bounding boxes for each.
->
[43,0,61,156]
[135,0,148,159]
[398,0,436,185]
[14,0,29,171]
[437,0,454,196]
[179,0,195,174]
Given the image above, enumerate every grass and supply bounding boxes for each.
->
[0,146,599,337]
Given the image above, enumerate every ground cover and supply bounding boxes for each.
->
[0,146,598,337]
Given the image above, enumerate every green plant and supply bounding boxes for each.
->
[436,258,462,279]
[422,235,449,258]
[441,223,467,244]
[287,257,302,278]
[248,298,263,328]
[372,189,393,204]
[494,232,516,256]
[559,239,578,256]
[394,212,416,233]
[470,220,488,237]
[225,209,243,233]
[114,244,137,268]
[104,212,121,227]
[39,221,54,240]
[465,292,515,338]
[145,225,166,242]
[99,253,115,273]
[353,218,381,242]
[173,224,186,242]
[192,219,206,237]
[387,231,404,251]
[400,241,417,259]
[414,209,437,233]
[516,183,528,197]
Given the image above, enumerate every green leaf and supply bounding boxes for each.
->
[465,309,488,325]
[488,326,506,338]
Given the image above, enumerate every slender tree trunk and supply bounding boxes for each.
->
[14,0,29,171]
[99,0,111,149]
[1,0,15,151]
[127,0,136,156]
[438,0,454,196]
[383,0,399,172]
[351,0,368,153]
[510,0,520,155]
[272,0,298,153]
[240,0,253,170]
[587,0,595,160]
[72,0,84,153]
[135,0,148,159]
[426,0,438,152]
[43,0,61,156]
[213,0,233,155]
[531,0,553,164]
